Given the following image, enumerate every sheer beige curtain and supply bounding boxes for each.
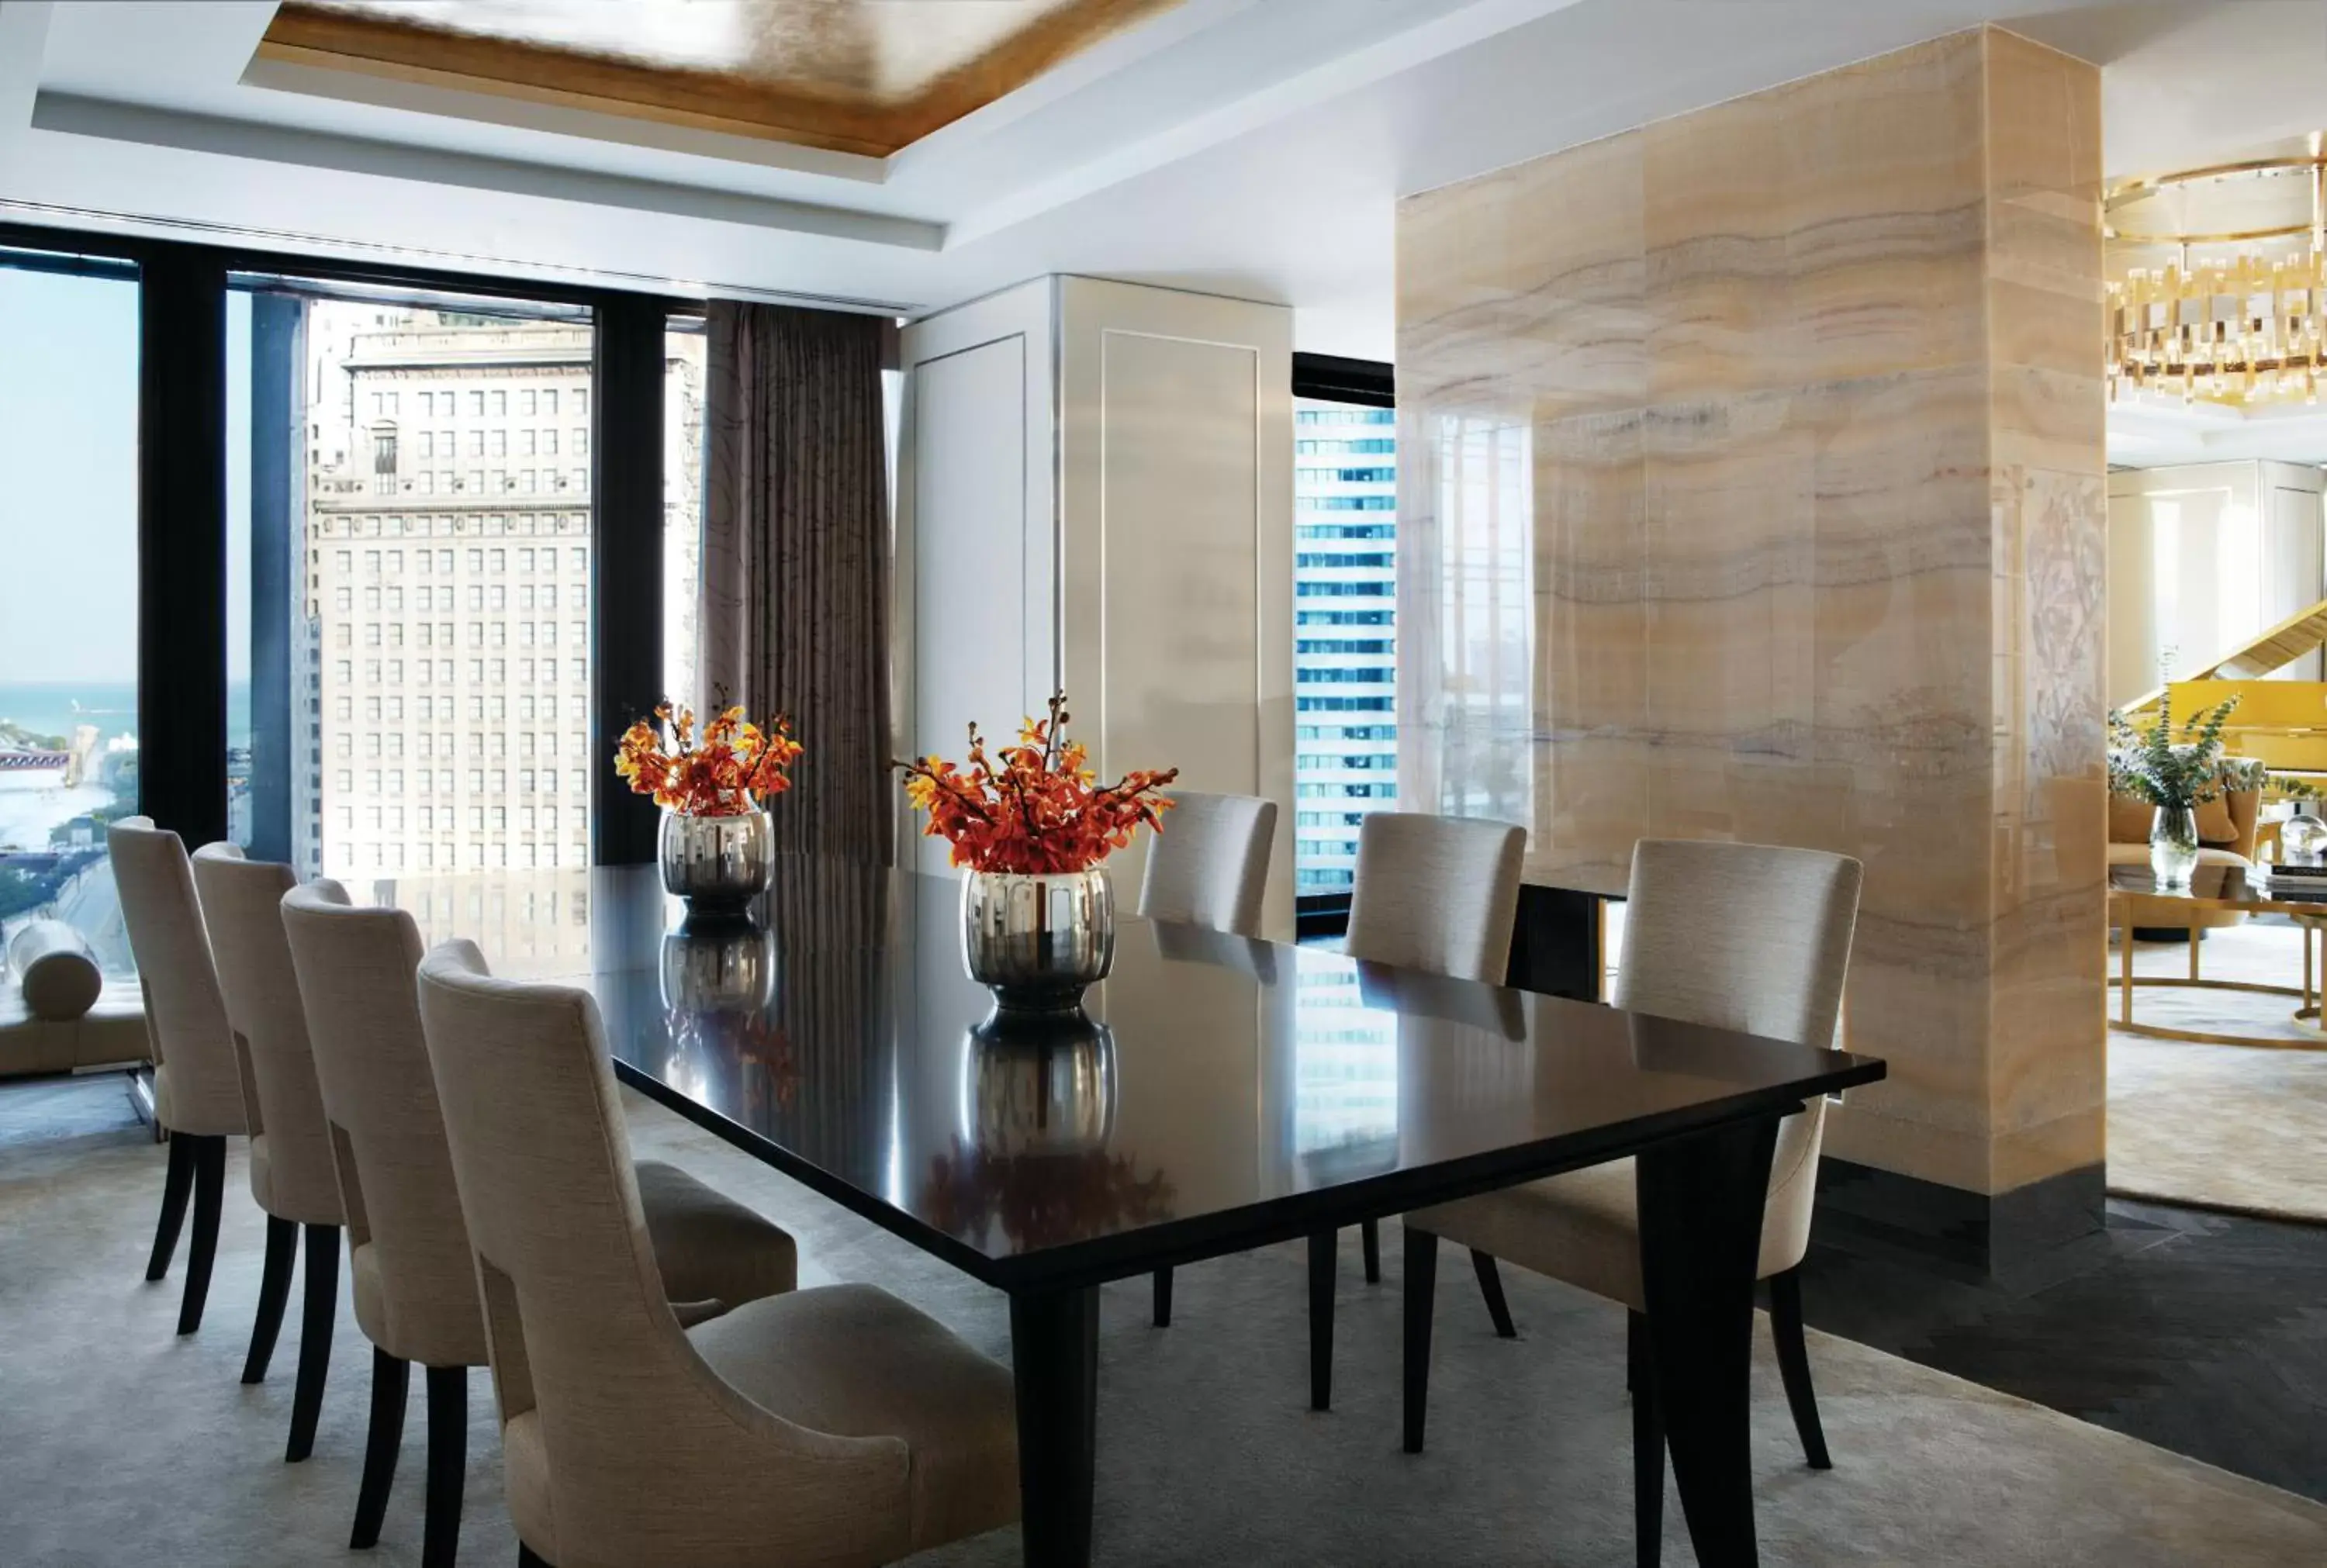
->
[1398,409,1537,832]
[700,301,893,864]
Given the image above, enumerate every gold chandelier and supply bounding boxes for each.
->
[2107,146,2327,406]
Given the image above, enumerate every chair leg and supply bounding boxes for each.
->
[517,1548,552,1568]
[177,1135,226,1335]
[287,1224,340,1462]
[351,1348,410,1549]
[1361,1218,1381,1284]
[424,1365,467,1568]
[1626,1302,1645,1396]
[243,1216,297,1383]
[1152,1266,1173,1328]
[1402,1225,1439,1454]
[145,1130,193,1282]
[1630,1310,1665,1568]
[1469,1249,1518,1338]
[1768,1266,1833,1470]
[1307,1230,1334,1411]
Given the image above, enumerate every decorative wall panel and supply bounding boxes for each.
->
[1397,28,2105,1201]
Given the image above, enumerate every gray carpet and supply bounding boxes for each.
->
[2113,921,2327,1223]
[4,1079,2324,1566]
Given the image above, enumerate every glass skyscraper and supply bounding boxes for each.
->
[1292,398,1396,895]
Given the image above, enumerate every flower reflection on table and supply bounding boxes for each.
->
[921,1007,1174,1250]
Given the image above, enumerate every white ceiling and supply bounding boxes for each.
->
[5,1,2327,364]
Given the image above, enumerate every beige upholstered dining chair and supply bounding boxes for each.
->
[1346,810,1528,985]
[106,817,249,1337]
[190,844,344,1461]
[1309,810,1527,1408]
[1137,789,1278,1328]
[283,882,804,1568]
[1402,838,1862,1563]
[416,941,1018,1568]
[1136,789,1278,938]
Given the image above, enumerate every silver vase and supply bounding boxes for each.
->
[659,808,773,921]
[960,866,1115,1014]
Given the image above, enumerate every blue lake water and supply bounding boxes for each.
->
[0,680,251,749]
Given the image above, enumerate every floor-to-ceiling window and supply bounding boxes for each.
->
[1291,355,1397,912]
[663,317,707,707]
[0,219,716,1007]
[0,249,141,972]
[228,279,599,883]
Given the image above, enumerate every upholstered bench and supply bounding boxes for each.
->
[0,919,152,1079]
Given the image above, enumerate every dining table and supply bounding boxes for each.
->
[382,856,1886,1568]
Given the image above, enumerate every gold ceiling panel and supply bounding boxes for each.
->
[259,0,1185,158]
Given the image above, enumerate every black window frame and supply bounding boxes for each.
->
[0,217,690,865]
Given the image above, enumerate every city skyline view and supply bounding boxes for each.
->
[1292,396,1398,896]
[0,262,141,965]
[3,252,1390,935]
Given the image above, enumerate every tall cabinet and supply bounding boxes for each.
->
[897,276,1295,939]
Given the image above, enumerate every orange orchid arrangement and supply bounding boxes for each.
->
[896,692,1178,874]
[615,701,804,817]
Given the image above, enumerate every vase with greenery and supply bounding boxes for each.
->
[2107,693,2239,890]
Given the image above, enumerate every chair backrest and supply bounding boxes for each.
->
[1616,838,1862,1274]
[1136,790,1278,938]
[191,844,340,1224]
[1344,812,1527,983]
[105,817,246,1137]
[281,880,482,1367]
[415,941,911,1562]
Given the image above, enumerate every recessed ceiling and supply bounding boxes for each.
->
[260,0,1186,157]
[16,2,2327,365]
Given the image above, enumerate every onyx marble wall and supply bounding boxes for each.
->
[1396,28,2105,1202]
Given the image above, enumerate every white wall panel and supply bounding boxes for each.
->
[901,275,1292,933]
[1057,277,1295,940]
[897,281,1054,872]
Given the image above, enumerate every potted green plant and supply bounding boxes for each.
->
[2107,693,2240,889]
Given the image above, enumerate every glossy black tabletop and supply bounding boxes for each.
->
[382,859,1885,1292]
[2109,860,2327,909]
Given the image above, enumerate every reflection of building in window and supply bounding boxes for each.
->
[1293,399,1397,894]
[1291,950,1397,1157]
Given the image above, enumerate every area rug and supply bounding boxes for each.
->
[3,1077,2324,1566]
[2112,922,2327,1224]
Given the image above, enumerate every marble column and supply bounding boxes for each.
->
[1397,27,2105,1270]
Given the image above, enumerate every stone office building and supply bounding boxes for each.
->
[299,307,598,881]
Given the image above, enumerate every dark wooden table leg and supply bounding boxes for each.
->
[1307,1230,1335,1411]
[1635,1114,1779,1568]
[1402,1224,1438,1454]
[1010,1284,1100,1568]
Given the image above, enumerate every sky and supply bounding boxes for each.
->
[0,266,138,686]
[0,263,252,689]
